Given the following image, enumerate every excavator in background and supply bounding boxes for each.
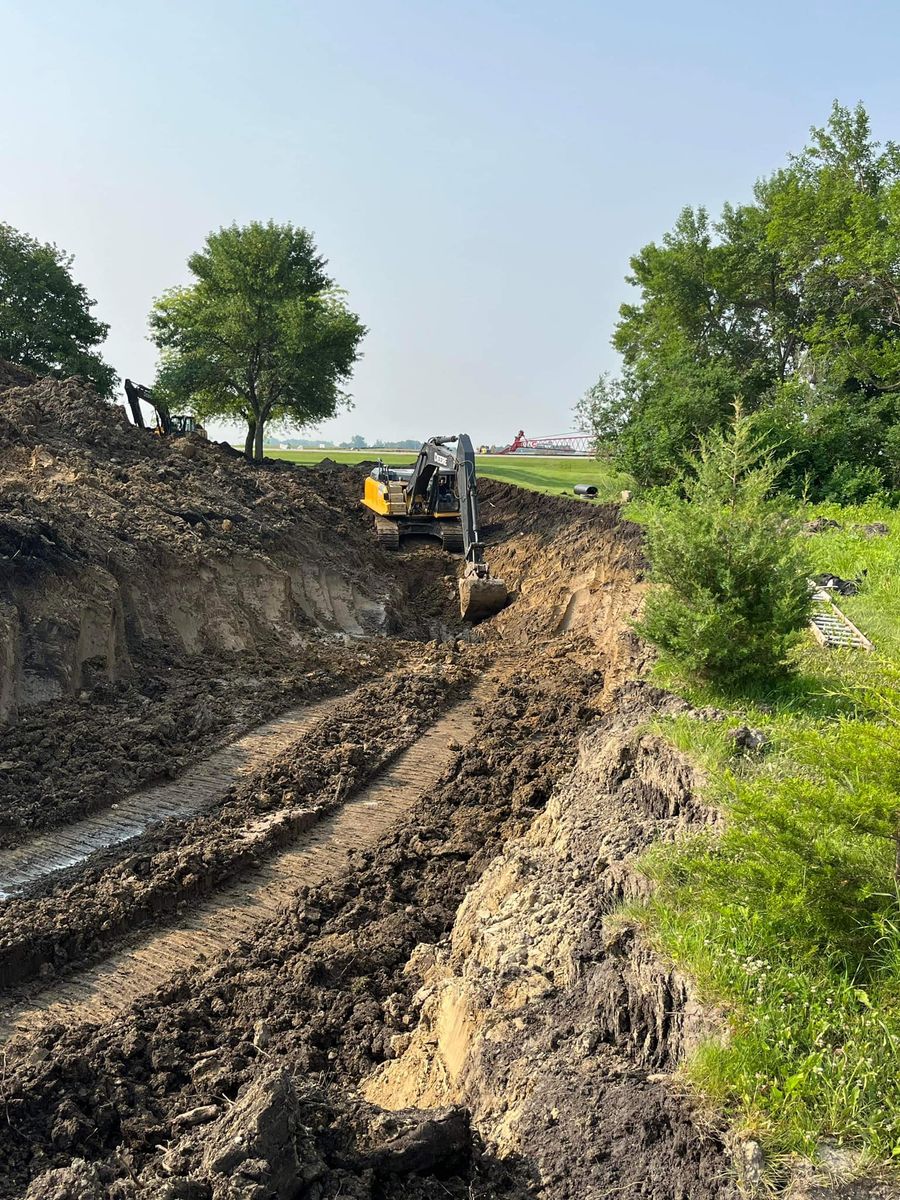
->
[124,380,207,439]
[362,434,509,622]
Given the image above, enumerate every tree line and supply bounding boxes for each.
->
[0,219,365,461]
[578,102,900,504]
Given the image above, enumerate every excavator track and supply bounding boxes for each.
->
[439,521,464,553]
[374,514,400,550]
[0,690,486,1042]
[0,695,344,900]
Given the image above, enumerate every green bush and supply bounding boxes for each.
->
[636,408,811,685]
[822,460,888,506]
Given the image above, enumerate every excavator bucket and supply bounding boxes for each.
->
[459,570,509,623]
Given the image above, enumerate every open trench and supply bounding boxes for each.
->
[0,479,742,1200]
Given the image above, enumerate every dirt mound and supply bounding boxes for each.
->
[0,370,463,719]
[0,361,36,391]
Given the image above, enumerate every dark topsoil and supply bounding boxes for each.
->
[0,369,372,579]
[0,374,734,1198]
[0,638,400,847]
[0,368,467,841]
[0,649,734,1200]
[0,650,472,992]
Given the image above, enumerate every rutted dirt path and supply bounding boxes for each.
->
[0,695,345,899]
[0,690,481,1040]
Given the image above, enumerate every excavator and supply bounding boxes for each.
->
[362,434,509,622]
[124,380,207,439]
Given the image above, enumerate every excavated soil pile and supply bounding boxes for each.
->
[0,368,461,707]
[0,369,464,840]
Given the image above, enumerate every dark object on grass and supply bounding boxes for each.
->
[573,484,598,496]
[857,521,889,538]
[729,726,770,752]
[813,573,862,597]
[802,517,842,535]
[693,706,726,722]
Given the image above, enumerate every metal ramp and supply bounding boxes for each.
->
[809,586,873,651]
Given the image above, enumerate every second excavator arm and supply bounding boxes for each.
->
[124,379,174,436]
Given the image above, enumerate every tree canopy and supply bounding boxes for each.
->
[581,103,900,501]
[0,223,116,396]
[149,221,366,460]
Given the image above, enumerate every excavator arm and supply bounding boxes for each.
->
[406,435,484,569]
[124,379,173,436]
[363,433,507,621]
[408,435,507,619]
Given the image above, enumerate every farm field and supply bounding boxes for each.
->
[266,446,631,500]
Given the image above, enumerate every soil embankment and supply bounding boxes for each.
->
[0,369,741,1199]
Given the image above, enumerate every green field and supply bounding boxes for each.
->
[266,448,631,501]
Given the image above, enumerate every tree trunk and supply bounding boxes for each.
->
[253,413,266,462]
[244,419,256,460]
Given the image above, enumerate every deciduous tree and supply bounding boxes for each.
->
[0,223,116,396]
[150,221,366,460]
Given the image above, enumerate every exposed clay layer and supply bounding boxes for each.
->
[364,681,734,1200]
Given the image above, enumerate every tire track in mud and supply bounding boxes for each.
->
[0,695,480,1040]
[0,695,346,900]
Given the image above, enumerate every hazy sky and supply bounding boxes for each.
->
[3,0,899,444]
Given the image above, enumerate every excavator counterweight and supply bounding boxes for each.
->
[361,434,508,622]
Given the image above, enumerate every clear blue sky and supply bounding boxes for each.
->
[2,0,898,444]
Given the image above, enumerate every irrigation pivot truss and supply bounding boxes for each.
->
[498,430,594,456]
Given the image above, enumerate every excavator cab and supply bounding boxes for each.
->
[361,436,508,622]
[169,414,208,438]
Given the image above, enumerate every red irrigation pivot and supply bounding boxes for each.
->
[497,430,594,456]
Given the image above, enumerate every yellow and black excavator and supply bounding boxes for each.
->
[362,434,509,622]
[124,379,207,439]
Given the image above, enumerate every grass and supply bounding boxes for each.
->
[266,447,631,502]
[628,501,900,1170]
